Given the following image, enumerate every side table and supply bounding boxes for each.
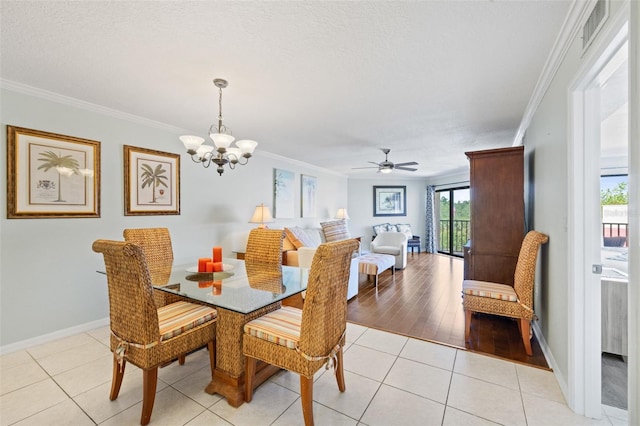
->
[407,236,421,254]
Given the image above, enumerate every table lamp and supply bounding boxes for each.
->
[335,208,350,220]
[249,203,275,228]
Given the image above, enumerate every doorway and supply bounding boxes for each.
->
[569,19,629,419]
[436,187,470,257]
[599,56,629,411]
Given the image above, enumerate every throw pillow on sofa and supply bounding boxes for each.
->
[372,223,389,235]
[395,224,414,240]
[320,219,351,242]
[284,226,318,248]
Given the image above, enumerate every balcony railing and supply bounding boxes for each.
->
[603,222,628,247]
[438,221,628,252]
[438,219,470,255]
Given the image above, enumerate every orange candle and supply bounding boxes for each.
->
[212,280,222,295]
[213,246,223,262]
[198,258,211,272]
[206,262,215,272]
[212,262,223,272]
[198,281,213,288]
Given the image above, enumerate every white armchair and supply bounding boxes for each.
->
[371,232,408,270]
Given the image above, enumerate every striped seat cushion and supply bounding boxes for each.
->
[462,280,518,302]
[244,306,302,349]
[157,301,217,341]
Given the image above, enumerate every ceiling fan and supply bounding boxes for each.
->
[352,148,419,174]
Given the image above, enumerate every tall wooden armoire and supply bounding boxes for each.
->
[463,146,525,286]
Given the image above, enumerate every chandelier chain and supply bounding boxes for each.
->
[217,86,223,133]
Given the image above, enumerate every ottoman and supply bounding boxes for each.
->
[358,253,395,288]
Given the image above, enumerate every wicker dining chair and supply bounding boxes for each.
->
[243,238,359,426]
[245,228,285,266]
[93,240,217,426]
[462,231,549,356]
[123,228,173,284]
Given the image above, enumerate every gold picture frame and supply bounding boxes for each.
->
[124,145,180,216]
[6,125,100,219]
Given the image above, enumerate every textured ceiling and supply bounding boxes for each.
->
[0,1,572,178]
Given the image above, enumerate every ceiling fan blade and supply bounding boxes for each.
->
[368,161,381,166]
[395,166,418,172]
[352,166,380,169]
[394,161,419,167]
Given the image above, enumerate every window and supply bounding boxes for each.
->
[436,187,470,257]
[601,174,628,246]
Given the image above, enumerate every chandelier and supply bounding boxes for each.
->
[179,78,257,176]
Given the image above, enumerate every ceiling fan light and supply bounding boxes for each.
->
[380,167,393,174]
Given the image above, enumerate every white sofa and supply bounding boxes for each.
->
[370,232,408,270]
[282,227,325,266]
[282,223,359,300]
[298,246,360,300]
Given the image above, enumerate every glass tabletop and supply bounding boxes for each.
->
[153,259,308,314]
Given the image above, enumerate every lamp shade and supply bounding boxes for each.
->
[179,135,205,153]
[210,133,235,149]
[249,204,275,228]
[335,208,350,220]
[236,139,258,154]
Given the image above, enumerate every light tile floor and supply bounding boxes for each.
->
[0,323,628,426]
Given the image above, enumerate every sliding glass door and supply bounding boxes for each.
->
[436,187,470,257]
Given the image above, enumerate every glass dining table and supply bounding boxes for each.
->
[153,258,309,407]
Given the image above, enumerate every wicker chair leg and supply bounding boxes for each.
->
[300,375,314,426]
[207,340,216,378]
[520,319,533,356]
[110,355,125,400]
[141,367,158,426]
[335,347,346,392]
[464,310,472,341]
[244,356,257,403]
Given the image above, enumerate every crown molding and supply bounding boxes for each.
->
[513,0,597,146]
[1,79,188,133]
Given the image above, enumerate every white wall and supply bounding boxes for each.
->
[524,0,630,399]
[0,87,347,348]
[347,177,427,250]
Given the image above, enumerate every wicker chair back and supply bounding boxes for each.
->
[299,238,360,359]
[93,240,160,349]
[245,228,285,265]
[513,231,550,309]
[123,228,173,284]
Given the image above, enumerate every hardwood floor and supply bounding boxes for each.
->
[346,252,549,369]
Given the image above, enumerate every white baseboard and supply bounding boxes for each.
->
[533,321,571,406]
[0,317,109,355]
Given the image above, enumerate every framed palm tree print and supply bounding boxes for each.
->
[6,126,100,218]
[124,145,180,216]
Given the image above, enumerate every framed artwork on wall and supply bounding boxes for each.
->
[301,174,317,217]
[124,145,180,216]
[6,125,100,218]
[273,168,295,218]
[373,185,406,216]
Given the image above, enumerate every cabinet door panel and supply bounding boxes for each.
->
[469,254,518,286]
